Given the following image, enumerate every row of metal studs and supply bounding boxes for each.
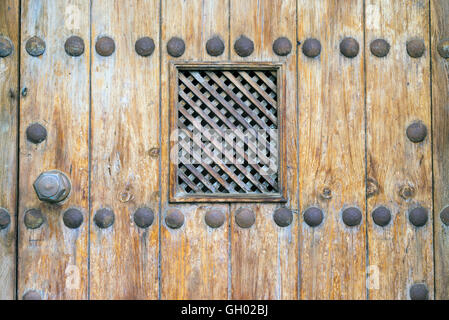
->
[1,35,449,59]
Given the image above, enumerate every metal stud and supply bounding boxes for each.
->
[406,39,425,58]
[64,36,84,57]
[273,37,292,56]
[302,38,321,58]
[342,207,362,227]
[0,36,13,58]
[406,121,427,143]
[33,170,71,204]
[303,207,323,227]
[26,36,46,57]
[370,39,390,58]
[22,290,41,300]
[440,206,449,226]
[133,207,154,229]
[26,123,47,144]
[205,208,225,228]
[167,37,185,57]
[340,37,359,58]
[24,208,45,230]
[95,36,115,57]
[234,35,254,57]
[135,37,155,57]
[409,206,428,227]
[437,39,449,59]
[409,283,429,300]
[63,208,83,229]
[206,36,225,57]
[320,187,332,200]
[94,208,115,229]
[0,208,11,230]
[235,208,255,229]
[372,206,391,227]
[273,208,293,227]
[165,208,184,229]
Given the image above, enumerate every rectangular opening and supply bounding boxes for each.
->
[169,62,287,202]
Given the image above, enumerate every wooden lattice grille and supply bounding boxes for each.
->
[170,64,286,202]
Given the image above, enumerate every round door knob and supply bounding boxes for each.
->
[33,170,71,204]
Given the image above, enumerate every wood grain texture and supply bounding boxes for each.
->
[160,0,230,299]
[366,0,433,299]
[229,0,298,299]
[297,0,366,299]
[0,0,19,300]
[431,0,449,300]
[18,0,90,299]
[90,0,160,299]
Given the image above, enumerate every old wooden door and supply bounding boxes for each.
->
[1,0,448,300]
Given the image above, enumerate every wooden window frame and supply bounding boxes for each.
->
[168,61,287,203]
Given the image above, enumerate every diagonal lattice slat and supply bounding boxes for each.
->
[175,69,280,196]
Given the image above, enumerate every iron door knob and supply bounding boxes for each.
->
[33,170,71,204]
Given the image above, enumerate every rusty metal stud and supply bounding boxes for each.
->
[406,39,425,58]
[234,35,254,57]
[26,36,46,57]
[342,207,362,227]
[165,208,184,229]
[33,170,71,204]
[135,37,155,57]
[273,37,292,56]
[406,121,427,143]
[372,206,391,227]
[0,36,13,58]
[370,39,390,58]
[133,207,154,229]
[303,207,323,227]
[409,283,429,300]
[235,208,255,229]
[64,36,84,57]
[95,36,115,57]
[437,39,449,59]
[63,208,83,229]
[440,206,449,226]
[205,208,225,228]
[340,37,359,58]
[302,38,321,58]
[22,290,41,300]
[206,36,225,57]
[409,206,428,227]
[0,208,11,230]
[167,37,185,58]
[94,208,115,229]
[24,208,44,230]
[273,208,293,227]
[26,123,47,144]
[320,187,332,200]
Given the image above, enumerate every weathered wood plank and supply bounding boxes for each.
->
[90,0,160,299]
[297,0,366,299]
[0,0,19,300]
[160,0,230,299]
[366,0,433,299]
[431,0,449,300]
[18,0,90,299]
[230,0,298,299]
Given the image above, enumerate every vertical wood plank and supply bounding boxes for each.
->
[160,0,230,300]
[366,0,433,299]
[90,0,160,299]
[431,0,449,300]
[0,0,19,300]
[297,0,366,299]
[18,0,90,299]
[229,0,298,299]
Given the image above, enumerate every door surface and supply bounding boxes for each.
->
[0,0,448,300]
